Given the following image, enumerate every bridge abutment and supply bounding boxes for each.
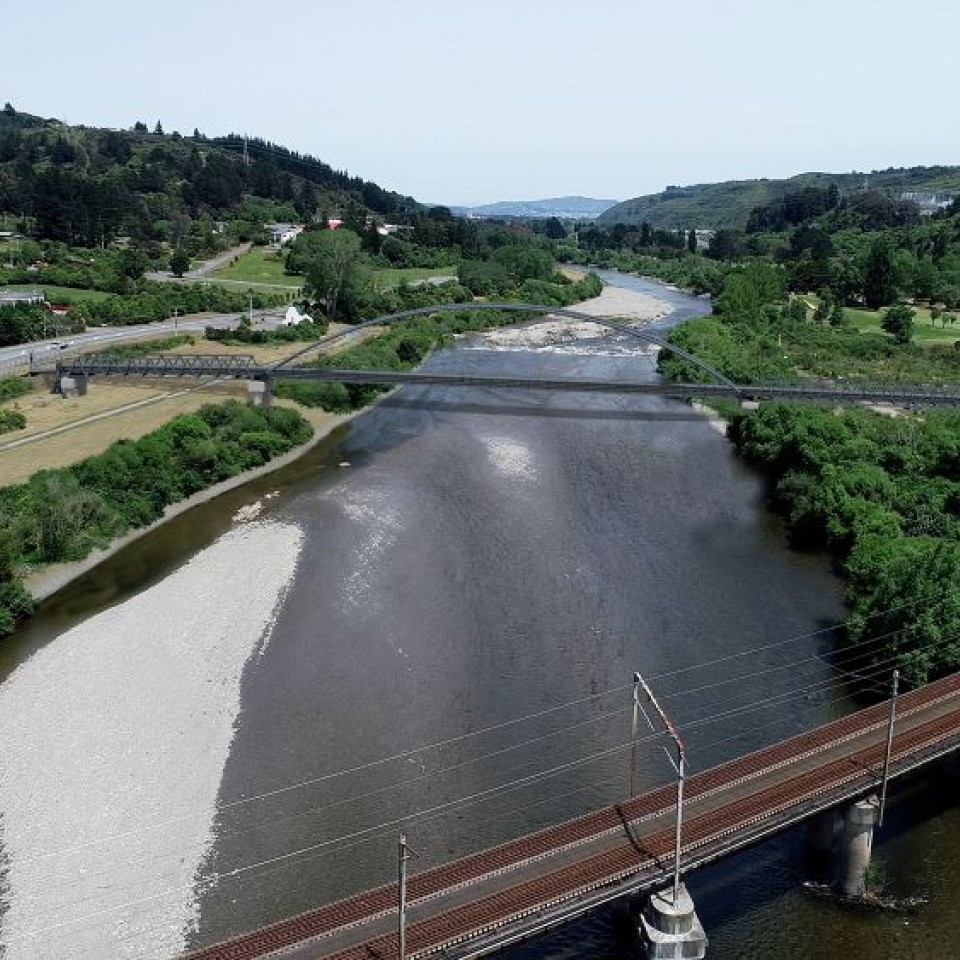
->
[247,379,272,406]
[638,884,708,959]
[840,795,879,897]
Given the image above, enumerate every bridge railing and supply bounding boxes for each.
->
[747,378,960,402]
[57,353,258,376]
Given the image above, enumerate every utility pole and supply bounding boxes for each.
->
[398,834,415,960]
[635,671,686,906]
[630,672,641,798]
[243,134,250,166]
[173,307,178,334]
[248,294,253,326]
[878,669,899,827]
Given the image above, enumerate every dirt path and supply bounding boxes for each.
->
[146,242,253,282]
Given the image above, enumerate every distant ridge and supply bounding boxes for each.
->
[598,167,960,230]
[452,196,618,220]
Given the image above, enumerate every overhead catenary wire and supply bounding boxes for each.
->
[15,644,930,934]
[16,616,916,884]
[17,614,914,880]
[15,652,935,947]
[74,671,894,960]
[23,588,945,871]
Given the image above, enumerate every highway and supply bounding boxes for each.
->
[0,309,282,374]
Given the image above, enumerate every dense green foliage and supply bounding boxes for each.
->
[0,400,312,638]
[205,318,329,345]
[0,409,25,434]
[67,281,286,326]
[0,303,78,344]
[0,375,33,402]
[729,404,960,684]
[606,198,960,684]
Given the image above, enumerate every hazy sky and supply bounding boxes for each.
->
[3,0,957,205]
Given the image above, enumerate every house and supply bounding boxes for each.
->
[269,223,305,246]
[0,289,45,308]
[281,305,314,326]
[900,192,954,216]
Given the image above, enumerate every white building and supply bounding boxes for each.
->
[0,289,45,308]
[269,223,305,245]
[281,305,314,326]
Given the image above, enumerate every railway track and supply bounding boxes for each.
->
[182,672,960,960]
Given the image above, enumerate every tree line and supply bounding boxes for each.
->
[0,401,313,637]
[648,258,960,684]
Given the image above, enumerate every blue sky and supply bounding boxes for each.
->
[3,0,957,205]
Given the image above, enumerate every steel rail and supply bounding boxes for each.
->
[181,672,960,960]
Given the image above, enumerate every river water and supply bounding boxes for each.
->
[0,273,957,959]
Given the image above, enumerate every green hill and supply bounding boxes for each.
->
[598,167,960,230]
[0,103,418,249]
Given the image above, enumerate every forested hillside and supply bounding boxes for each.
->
[598,167,960,230]
[0,103,417,252]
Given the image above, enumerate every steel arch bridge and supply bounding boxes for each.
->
[48,301,960,407]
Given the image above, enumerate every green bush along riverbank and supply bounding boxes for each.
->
[0,401,312,637]
[650,261,960,685]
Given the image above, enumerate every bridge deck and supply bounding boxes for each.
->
[183,672,960,960]
[47,355,960,407]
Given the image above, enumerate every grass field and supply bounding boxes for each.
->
[0,326,374,485]
[0,284,113,303]
[208,247,303,289]
[371,266,457,291]
[0,380,247,486]
[844,306,960,345]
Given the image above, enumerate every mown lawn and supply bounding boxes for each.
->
[209,247,303,289]
[371,266,457,291]
[0,284,113,303]
[845,306,960,345]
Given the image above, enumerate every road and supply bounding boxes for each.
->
[0,309,283,375]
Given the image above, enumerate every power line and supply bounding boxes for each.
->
[14,652,928,945]
[16,642,928,930]
[15,612,928,880]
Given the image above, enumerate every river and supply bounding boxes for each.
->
[0,272,957,959]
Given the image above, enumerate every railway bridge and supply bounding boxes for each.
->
[38,301,960,408]
[183,671,960,960]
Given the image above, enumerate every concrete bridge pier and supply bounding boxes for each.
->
[840,795,879,897]
[638,884,708,959]
[56,373,88,398]
[247,379,272,406]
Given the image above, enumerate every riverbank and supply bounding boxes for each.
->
[23,405,353,602]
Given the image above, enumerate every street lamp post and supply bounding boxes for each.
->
[635,671,686,906]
